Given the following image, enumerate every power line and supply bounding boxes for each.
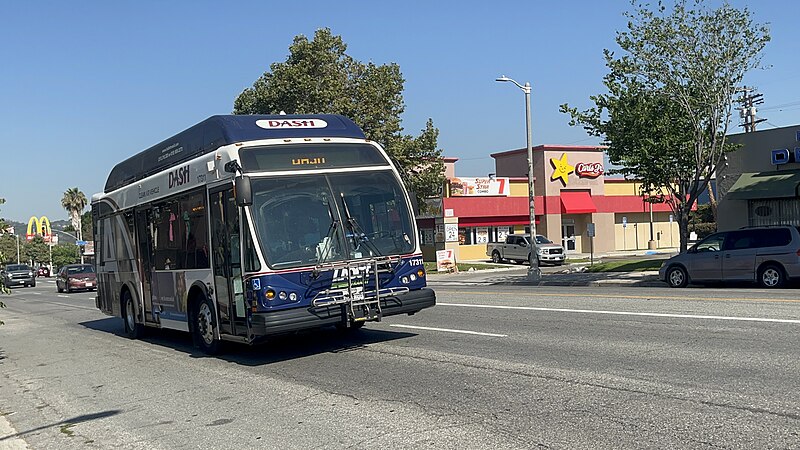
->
[758,100,800,111]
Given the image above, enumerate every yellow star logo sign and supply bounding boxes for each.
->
[550,153,574,185]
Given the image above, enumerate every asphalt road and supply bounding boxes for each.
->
[1,278,799,449]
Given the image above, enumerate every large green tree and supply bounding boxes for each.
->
[561,0,769,251]
[23,235,49,266]
[234,28,444,207]
[0,234,18,264]
[61,188,87,242]
[51,243,79,268]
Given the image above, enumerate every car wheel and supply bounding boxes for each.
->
[65,284,71,293]
[123,290,143,339]
[57,283,63,293]
[491,251,502,264]
[193,298,222,355]
[666,266,689,288]
[758,264,784,288]
[30,280,36,288]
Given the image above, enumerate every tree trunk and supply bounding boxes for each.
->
[677,208,691,253]
[707,182,719,223]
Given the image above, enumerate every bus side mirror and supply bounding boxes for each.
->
[235,175,253,207]
[408,191,420,216]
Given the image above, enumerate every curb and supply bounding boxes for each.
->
[0,415,28,449]
[428,271,666,288]
[498,279,666,287]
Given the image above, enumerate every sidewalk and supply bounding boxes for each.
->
[428,250,671,287]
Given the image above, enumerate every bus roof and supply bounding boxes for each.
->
[103,114,366,193]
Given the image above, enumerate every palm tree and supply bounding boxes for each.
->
[61,188,87,242]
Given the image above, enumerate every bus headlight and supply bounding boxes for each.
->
[409,274,417,281]
[265,289,276,300]
[289,292,298,302]
[401,276,409,284]
[278,291,288,301]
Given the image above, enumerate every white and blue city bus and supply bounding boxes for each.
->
[92,114,436,353]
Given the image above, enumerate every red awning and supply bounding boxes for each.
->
[560,191,597,214]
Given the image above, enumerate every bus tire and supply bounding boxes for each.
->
[122,289,143,339]
[192,297,222,355]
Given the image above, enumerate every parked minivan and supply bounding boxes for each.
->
[659,225,800,288]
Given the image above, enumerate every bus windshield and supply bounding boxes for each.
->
[250,171,416,269]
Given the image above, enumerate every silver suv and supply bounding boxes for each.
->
[659,225,800,288]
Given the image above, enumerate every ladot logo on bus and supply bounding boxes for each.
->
[256,119,328,130]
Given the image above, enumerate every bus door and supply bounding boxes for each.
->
[134,207,156,324]
[209,186,247,337]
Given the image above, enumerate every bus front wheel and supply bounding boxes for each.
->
[193,298,222,355]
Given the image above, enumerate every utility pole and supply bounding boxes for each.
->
[736,86,766,133]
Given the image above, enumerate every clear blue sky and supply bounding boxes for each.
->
[1,0,798,222]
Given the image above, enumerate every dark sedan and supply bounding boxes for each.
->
[56,264,96,293]
[2,264,36,288]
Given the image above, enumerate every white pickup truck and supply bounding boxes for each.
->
[486,234,566,265]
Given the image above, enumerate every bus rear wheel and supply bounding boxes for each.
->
[193,298,222,355]
[123,290,142,339]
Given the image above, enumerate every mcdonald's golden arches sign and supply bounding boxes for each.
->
[26,216,52,242]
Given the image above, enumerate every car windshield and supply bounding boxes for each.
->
[6,264,30,271]
[535,236,553,244]
[250,170,416,269]
[67,265,95,275]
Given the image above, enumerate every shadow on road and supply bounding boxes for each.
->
[79,318,416,366]
[0,410,121,442]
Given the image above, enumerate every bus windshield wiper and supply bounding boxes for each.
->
[317,220,339,263]
[339,192,383,257]
[316,199,340,264]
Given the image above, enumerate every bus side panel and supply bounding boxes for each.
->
[151,269,213,327]
[97,213,141,318]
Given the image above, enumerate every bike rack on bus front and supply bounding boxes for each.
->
[310,256,409,323]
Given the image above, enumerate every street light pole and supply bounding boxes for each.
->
[51,229,84,264]
[496,75,540,282]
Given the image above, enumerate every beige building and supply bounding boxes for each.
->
[418,145,679,261]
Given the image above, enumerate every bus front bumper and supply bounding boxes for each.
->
[249,288,436,337]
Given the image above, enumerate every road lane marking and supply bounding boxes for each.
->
[433,290,800,304]
[438,303,800,324]
[389,324,507,337]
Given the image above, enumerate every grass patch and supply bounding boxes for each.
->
[585,259,663,272]
[59,423,75,437]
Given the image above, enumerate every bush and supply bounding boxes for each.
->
[689,222,716,239]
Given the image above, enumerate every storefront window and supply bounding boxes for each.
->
[456,226,514,245]
[458,228,470,245]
